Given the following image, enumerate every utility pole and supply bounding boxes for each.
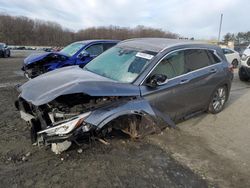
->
[218,14,223,43]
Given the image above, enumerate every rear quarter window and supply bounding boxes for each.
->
[206,50,221,64]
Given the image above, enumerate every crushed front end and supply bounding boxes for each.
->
[22,53,68,79]
[22,64,47,79]
[15,94,119,153]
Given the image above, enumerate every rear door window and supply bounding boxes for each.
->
[184,49,211,71]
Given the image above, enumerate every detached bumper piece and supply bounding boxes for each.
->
[37,126,93,154]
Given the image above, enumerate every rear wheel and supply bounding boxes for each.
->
[208,86,228,114]
[232,59,238,68]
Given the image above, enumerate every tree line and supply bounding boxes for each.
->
[0,14,178,46]
[223,32,250,45]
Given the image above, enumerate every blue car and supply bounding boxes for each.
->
[22,40,119,78]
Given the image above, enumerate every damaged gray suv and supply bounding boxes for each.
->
[15,38,233,153]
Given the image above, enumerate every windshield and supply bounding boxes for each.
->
[85,47,155,83]
[0,44,4,48]
[60,43,85,57]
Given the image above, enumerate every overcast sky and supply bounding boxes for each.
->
[0,0,249,39]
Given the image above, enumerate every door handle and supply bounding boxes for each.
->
[210,68,217,73]
[179,79,190,84]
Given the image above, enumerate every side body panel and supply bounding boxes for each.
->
[139,45,232,121]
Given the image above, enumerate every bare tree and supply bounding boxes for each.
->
[0,14,179,46]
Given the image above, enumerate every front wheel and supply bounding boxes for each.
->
[232,59,238,68]
[208,86,228,114]
[3,52,7,58]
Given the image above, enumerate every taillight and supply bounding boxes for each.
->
[228,65,234,73]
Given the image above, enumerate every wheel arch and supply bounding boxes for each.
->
[84,99,176,132]
[96,110,146,131]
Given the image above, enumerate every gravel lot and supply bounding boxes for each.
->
[0,50,249,188]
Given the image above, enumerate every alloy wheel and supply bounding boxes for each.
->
[212,87,226,112]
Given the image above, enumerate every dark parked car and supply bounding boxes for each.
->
[0,43,10,58]
[22,40,119,78]
[15,38,233,153]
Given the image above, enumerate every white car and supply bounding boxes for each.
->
[222,48,240,68]
[238,47,250,81]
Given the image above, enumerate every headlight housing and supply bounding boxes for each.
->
[38,112,91,136]
[241,54,249,61]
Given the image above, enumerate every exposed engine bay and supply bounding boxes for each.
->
[45,94,120,124]
[17,94,120,135]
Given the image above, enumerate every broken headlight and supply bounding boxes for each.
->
[38,112,91,136]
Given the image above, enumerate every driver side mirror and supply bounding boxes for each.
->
[146,74,168,87]
[78,51,90,59]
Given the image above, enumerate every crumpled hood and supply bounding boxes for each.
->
[23,51,68,66]
[20,66,140,106]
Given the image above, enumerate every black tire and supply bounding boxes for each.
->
[232,59,238,68]
[30,119,41,143]
[239,74,248,81]
[238,68,249,81]
[3,52,7,58]
[208,86,228,114]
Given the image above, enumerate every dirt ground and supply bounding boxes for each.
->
[0,50,249,188]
